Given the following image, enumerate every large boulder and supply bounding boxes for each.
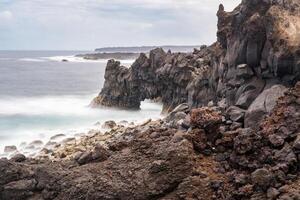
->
[245,84,287,128]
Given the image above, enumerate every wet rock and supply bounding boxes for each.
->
[62,137,76,144]
[40,148,52,155]
[4,146,17,153]
[94,121,101,126]
[102,120,117,129]
[19,142,27,148]
[118,120,129,125]
[45,141,59,148]
[10,154,26,163]
[50,134,66,141]
[29,140,43,147]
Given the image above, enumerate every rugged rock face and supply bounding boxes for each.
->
[93,0,300,127]
[1,82,300,200]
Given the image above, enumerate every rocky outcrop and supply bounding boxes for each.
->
[93,0,300,126]
[0,113,230,200]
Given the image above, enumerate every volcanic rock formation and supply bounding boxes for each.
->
[92,0,300,128]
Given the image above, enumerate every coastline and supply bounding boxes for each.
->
[1,83,299,199]
[0,0,300,199]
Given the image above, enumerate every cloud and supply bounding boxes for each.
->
[0,10,13,20]
[0,0,241,50]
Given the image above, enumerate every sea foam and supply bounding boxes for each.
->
[0,95,162,156]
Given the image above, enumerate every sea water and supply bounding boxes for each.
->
[0,51,162,155]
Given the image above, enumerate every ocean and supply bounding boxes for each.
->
[0,51,162,156]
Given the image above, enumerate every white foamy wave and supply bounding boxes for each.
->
[44,55,135,66]
[0,95,162,156]
[19,58,47,62]
[0,95,95,116]
[44,55,95,63]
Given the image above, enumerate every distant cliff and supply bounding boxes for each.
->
[95,45,201,53]
[76,52,140,60]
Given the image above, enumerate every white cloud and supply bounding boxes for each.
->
[0,0,241,50]
[0,10,13,20]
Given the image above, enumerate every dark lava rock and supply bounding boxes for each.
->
[251,168,273,189]
[10,154,26,163]
[4,146,17,153]
[102,120,117,129]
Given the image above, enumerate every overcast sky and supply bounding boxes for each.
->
[0,0,240,50]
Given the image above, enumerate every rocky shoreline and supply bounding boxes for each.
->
[0,120,140,160]
[1,82,300,199]
[1,0,300,199]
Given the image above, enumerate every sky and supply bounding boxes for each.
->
[0,0,240,50]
